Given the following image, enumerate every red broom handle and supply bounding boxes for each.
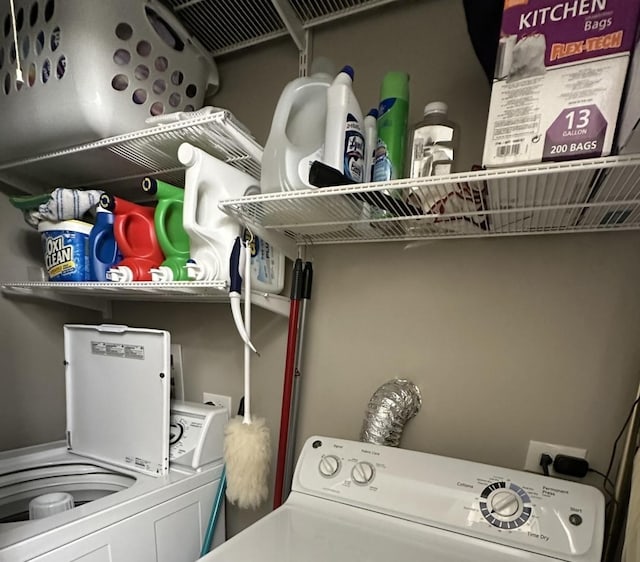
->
[273,259,304,509]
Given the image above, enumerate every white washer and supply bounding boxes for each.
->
[201,436,605,561]
[0,324,228,562]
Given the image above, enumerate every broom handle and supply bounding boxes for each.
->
[273,259,304,508]
[283,261,313,497]
[243,241,252,424]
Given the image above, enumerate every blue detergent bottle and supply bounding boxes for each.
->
[89,207,122,281]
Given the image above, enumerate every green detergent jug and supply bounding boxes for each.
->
[142,177,190,281]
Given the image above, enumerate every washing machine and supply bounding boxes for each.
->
[200,435,605,562]
[0,324,227,562]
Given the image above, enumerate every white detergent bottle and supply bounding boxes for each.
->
[178,142,285,293]
[324,65,365,183]
[261,58,335,193]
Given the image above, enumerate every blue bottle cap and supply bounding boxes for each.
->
[341,65,355,80]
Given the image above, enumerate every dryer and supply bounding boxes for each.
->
[0,324,227,562]
[201,435,605,562]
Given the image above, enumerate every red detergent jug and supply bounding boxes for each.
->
[99,194,164,282]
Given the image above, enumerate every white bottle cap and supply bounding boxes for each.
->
[186,260,206,281]
[106,266,133,282]
[29,492,75,520]
[424,102,448,115]
[150,266,173,282]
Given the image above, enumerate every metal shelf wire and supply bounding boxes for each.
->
[165,0,397,56]
[0,282,290,318]
[0,111,262,199]
[219,155,640,245]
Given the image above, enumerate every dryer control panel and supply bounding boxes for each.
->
[293,436,605,562]
[169,401,227,470]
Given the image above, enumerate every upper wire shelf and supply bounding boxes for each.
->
[0,111,263,199]
[166,0,397,56]
[219,155,640,245]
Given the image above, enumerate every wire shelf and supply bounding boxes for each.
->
[0,111,263,199]
[165,0,397,56]
[1,282,290,317]
[219,155,640,245]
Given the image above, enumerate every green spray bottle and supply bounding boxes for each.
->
[142,177,191,281]
[372,72,410,187]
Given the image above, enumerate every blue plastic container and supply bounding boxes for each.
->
[89,207,122,282]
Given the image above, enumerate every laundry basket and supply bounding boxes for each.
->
[0,0,219,163]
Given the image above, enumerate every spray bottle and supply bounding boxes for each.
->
[363,108,378,183]
[141,177,191,282]
[373,71,410,183]
[324,65,365,183]
[88,207,121,281]
[100,194,164,282]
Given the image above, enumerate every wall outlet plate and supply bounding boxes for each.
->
[203,392,232,416]
[170,344,184,401]
[524,440,588,475]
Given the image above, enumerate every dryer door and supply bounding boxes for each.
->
[64,324,171,477]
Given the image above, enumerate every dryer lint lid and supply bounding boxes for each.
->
[63,324,171,477]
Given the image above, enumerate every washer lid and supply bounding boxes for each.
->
[201,496,552,562]
[64,324,171,477]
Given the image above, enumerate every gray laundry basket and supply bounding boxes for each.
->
[0,0,219,163]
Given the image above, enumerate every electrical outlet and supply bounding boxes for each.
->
[170,344,184,401]
[524,440,588,475]
[203,393,232,415]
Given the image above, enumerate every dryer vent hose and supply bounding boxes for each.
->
[360,379,422,447]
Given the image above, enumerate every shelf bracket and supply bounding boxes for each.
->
[270,0,306,52]
[2,286,112,318]
[299,30,312,77]
[251,291,290,317]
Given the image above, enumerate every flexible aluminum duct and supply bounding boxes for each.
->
[360,379,422,447]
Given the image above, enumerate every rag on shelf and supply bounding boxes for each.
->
[9,188,104,228]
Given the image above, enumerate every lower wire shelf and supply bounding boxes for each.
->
[0,281,290,318]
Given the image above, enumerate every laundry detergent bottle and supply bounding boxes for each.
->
[324,65,365,183]
[100,194,164,282]
[142,177,191,282]
[88,207,122,281]
[179,142,284,292]
[261,59,334,193]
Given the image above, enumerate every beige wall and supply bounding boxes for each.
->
[0,196,99,450]
[2,0,640,543]
[211,0,640,533]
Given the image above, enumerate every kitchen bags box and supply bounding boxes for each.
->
[576,33,640,230]
[616,29,640,154]
[482,0,640,168]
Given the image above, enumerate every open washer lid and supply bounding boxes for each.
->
[64,324,171,477]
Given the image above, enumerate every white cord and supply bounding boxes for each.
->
[9,0,23,84]
[243,240,252,425]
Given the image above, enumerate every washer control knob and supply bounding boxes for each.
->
[490,490,520,517]
[351,461,375,485]
[319,455,341,477]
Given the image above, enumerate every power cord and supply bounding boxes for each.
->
[588,468,615,494]
[603,395,640,497]
[539,453,553,476]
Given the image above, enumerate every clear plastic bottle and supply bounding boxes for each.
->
[409,102,459,178]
